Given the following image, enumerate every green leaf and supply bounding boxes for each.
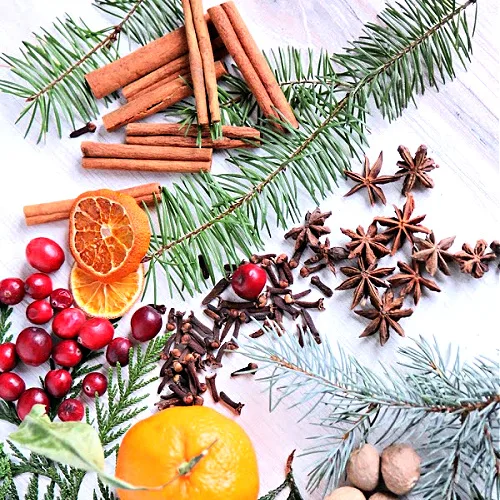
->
[9,405,105,472]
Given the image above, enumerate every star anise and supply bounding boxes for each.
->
[454,240,496,279]
[284,208,331,250]
[374,194,431,255]
[340,222,391,266]
[412,232,455,276]
[491,240,500,269]
[355,289,413,346]
[395,144,438,195]
[301,238,349,276]
[388,260,440,305]
[336,259,395,309]
[344,152,397,205]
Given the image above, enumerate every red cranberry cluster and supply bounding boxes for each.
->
[0,237,165,423]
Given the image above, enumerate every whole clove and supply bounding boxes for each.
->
[189,313,215,337]
[215,342,229,364]
[261,258,280,288]
[292,289,312,300]
[233,319,242,339]
[250,253,276,263]
[294,298,325,311]
[273,295,301,318]
[219,317,235,344]
[186,359,202,393]
[218,299,256,310]
[203,308,222,322]
[69,121,96,138]
[267,286,291,295]
[166,308,176,331]
[297,324,305,348]
[202,277,230,305]
[198,254,210,280]
[289,242,307,269]
[301,309,321,344]
[249,328,264,338]
[230,363,258,377]
[220,391,245,415]
[310,275,333,297]
[300,262,327,277]
[168,383,194,405]
[205,374,220,402]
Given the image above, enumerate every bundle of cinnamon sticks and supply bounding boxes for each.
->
[85,1,297,133]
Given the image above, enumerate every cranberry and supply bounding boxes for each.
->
[17,387,50,421]
[50,288,73,311]
[78,318,114,350]
[16,327,52,366]
[0,278,25,305]
[24,273,53,299]
[58,398,84,422]
[131,306,162,342]
[26,299,54,325]
[44,369,72,398]
[26,237,65,273]
[82,372,107,398]
[0,372,26,401]
[0,343,17,372]
[231,263,267,300]
[51,340,82,367]
[52,308,86,339]
[106,337,132,367]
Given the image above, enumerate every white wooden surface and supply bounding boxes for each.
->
[0,1,498,498]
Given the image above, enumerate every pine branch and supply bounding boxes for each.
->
[145,0,477,296]
[241,330,500,498]
[0,0,183,140]
[0,304,13,343]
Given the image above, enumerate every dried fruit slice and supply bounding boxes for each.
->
[70,264,144,319]
[69,189,150,283]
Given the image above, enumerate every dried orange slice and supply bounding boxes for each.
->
[69,189,150,283]
[70,264,144,319]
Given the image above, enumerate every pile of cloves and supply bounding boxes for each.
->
[156,246,333,414]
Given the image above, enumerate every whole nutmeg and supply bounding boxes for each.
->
[325,486,365,500]
[368,493,398,500]
[381,444,421,495]
[347,443,380,491]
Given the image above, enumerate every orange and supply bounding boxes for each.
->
[69,189,150,283]
[115,406,259,500]
[70,264,144,319]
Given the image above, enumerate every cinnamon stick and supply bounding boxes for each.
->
[85,17,211,99]
[125,135,256,149]
[23,183,161,226]
[182,0,209,126]
[207,5,281,126]
[81,142,212,162]
[126,123,260,140]
[122,37,225,101]
[191,0,221,124]
[102,60,227,132]
[82,158,211,173]
[221,2,298,128]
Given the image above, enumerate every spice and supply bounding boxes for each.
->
[395,144,438,196]
[102,61,227,132]
[454,239,496,279]
[205,374,219,402]
[219,391,245,415]
[310,276,333,297]
[301,309,321,344]
[336,260,394,309]
[208,2,297,128]
[69,122,96,138]
[284,208,331,249]
[230,363,258,377]
[388,259,441,305]
[412,232,455,276]
[355,289,413,346]
[374,194,430,255]
[303,238,348,275]
[344,152,396,205]
[202,277,231,305]
[341,223,390,265]
[82,157,212,173]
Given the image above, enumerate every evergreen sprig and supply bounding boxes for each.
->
[0,304,13,343]
[241,331,500,499]
[0,334,168,498]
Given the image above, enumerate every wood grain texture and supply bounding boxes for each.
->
[0,0,498,498]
